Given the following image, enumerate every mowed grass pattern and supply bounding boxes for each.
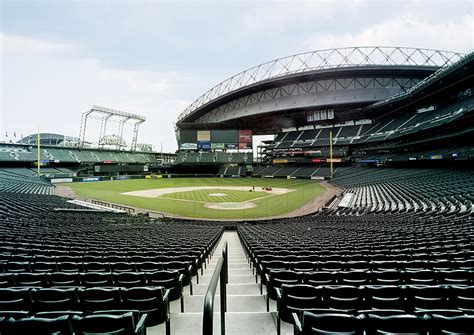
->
[163,189,267,203]
[66,178,325,220]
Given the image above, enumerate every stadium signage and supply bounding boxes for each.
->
[50,178,73,183]
[99,135,127,147]
[197,130,211,141]
[180,143,197,150]
[83,177,100,182]
[137,143,153,152]
[197,141,211,151]
[238,142,251,149]
[211,143,225,149]
[238,130,252,142]
[145,175,162,179]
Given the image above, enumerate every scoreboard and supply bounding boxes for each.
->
[179,129,252,150]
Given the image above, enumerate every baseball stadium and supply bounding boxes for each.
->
[1,45,473,335]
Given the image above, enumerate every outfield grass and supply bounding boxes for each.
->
[163,189,268,202]
[66,178,325,220]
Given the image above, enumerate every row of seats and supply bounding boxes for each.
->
[292,311,473,335]
[268,282,474,312]
[0,172,53,195]
[266,95,473,153]
[0,286,170,325]
[331,167,474,214]
[255,258,473,272]
[0,191,223,334]
[0,311,147,335]
[0,260,198,275]
[238,199,473,334]
[0,143,156,164]
[261,269,474,292]
[0,271,186,299]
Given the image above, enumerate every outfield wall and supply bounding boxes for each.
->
[48,173,327,184]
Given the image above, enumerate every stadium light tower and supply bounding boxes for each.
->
[78,105,146,151]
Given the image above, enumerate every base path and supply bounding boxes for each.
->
[121,186,294,198]
[285,181,340,217]
[57,181,341,221]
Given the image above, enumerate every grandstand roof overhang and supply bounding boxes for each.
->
[363,51,474,118]
[177,47,463,129]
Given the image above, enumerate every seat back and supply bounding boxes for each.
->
[0,288,32,311]
[72,312,135,335]
[31,288,79,312]
[430,314,474,335]
[113,272,147,288]
[301,312,363,334]
[145,270,179,288]
[78,287,121,312]
[3,315,73,335]
[323,285,364,311]
[366,314,428,334]
[47,272,81,287]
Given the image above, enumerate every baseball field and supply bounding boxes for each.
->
[66,177,327,220]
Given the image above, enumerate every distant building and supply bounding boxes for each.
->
[18,133,80,147]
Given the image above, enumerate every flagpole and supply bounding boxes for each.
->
[37,126,41,176]
[329,129,333,179]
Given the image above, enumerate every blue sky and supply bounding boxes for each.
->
[1,0,473,152]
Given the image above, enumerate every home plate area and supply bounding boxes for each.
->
[204,201,257,210]
[121,186,294,210]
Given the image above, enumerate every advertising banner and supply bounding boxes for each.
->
[238,142,251,149]
[211,143,225,149]
[83,177,100,182]
[197,130,211,142]
[225,143,237,149]
[145,175,162,179]
[117,175,130,180]
[50,178,73,184]
[238,130,252,143]
[180,143,197,150]
[197,141,211,151]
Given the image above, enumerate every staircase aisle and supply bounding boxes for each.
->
[149,230,292,335]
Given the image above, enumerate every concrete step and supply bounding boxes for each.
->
[147,312,220,335]
[189,283,260,296]
[148,312,294,335]
[146,231,279,334]
[201,268,253,277]
[148,312,295,335]
[199,274,256,285]
[209,259,247,265]
[228,263,251,270]
[173,295,268,313]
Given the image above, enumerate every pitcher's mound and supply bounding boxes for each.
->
[204,202,257,210]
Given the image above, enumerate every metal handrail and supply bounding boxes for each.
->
[203,241,228,335]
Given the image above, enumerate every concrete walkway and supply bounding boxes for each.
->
[148,230,293,335]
